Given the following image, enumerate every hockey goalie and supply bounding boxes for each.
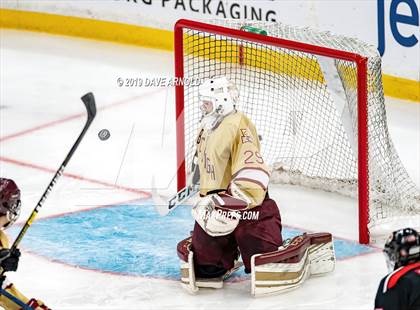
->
[177,76,336,296]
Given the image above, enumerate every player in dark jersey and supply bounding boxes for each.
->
[375,228,420,310]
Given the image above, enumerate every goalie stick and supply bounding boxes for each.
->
[153,151,199,216]
[0,93,96,278]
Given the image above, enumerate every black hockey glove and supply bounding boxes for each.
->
[0,248,21,272]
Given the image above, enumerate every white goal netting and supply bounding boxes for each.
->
[178,19,419,242]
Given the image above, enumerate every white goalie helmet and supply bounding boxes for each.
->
[198,76,239,120]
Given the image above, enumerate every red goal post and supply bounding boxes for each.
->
[174,19,373,245]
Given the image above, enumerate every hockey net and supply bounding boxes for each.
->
[174,19,420,244]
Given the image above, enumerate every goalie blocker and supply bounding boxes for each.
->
[177,232,335,296]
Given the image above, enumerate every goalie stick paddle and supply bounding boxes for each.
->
[152,180,199,216]
[3,93,96,270]
[152,151,200,216]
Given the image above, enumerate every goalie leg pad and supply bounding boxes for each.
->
[178,237,225,291]
[178,237,199,294]
[308,233,336,275]
[251,232,335,297]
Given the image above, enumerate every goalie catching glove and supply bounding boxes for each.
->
[192,188,249,237]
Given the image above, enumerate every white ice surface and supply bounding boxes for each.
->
[0,29,419,309]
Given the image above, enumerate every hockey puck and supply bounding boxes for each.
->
[98,129,111,141]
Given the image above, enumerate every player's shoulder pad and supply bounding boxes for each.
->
[226,112,259,142]
[383,262,420,293]
[224,111,252,128]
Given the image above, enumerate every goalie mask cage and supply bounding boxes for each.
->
[174,19,419,244]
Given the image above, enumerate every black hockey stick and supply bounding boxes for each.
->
[5,93,96,261]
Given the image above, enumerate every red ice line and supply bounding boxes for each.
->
[0,113,85,143]
[14,196,145,224]
[0,89,166,143]
[0,89,167,196]
[0,155,151,198]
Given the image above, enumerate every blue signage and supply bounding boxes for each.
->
[378,0,419,56]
